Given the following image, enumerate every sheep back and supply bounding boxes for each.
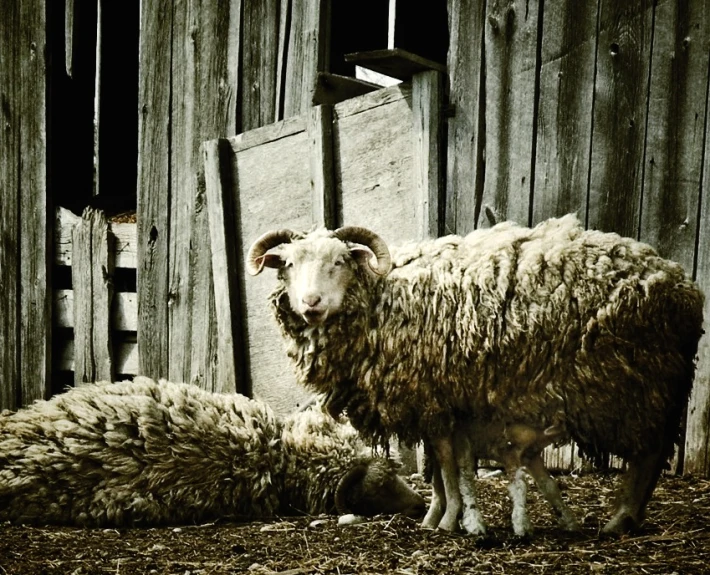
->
[272,215,704,458]
[0,377,284,526]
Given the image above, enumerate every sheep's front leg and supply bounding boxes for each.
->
[421,459,446,529]
[430,436,462,532]
[455,433,487,536]
[508,468,533,537]
[525,455,580,531]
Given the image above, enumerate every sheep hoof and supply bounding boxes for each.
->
[601,513,639,536]
[461,511,487,537]
[561,518,582,532]
[436,513,460,532]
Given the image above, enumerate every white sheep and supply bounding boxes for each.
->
[247,214,704,536]
[0,377,425,526]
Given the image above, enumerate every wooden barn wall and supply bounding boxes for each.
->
[447,0,710,475]
[136,0,325,393]
[0,0,51,410]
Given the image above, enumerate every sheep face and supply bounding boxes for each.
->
[336,458,425,518]
[247,227,391,326]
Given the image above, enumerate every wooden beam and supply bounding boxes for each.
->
[308,104,336,228]
[311,72,380,106]
[344,48,446,81]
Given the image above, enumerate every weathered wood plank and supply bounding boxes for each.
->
[335,83,419,244]
[241,0,280,131]
[204,139,247,395]
[64,0,74,77]
[445,0,485,235]
[72,209,115,385]
[587,0,654,236]
[684,52,710,477]
[137,0,172,379]
[282,0,328,118]
[308,105,336,228]
[55,290,137,332]
[59,339,139,376]
[412,71,444,239]
[480,0,542,228]
[639,0,708,273]
[55,207,137,268]
[217,121,316,414]
[230,115,307,153]
[0,0,20,410]
[19,0,51,405]
[532,0,599,224]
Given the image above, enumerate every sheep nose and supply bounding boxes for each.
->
[302,294,322,308]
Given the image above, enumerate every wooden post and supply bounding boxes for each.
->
[308,104,336,228]
[72,208,115,385]
[412,70,443,239]
[445,0,486,235]
[203,139,247,396]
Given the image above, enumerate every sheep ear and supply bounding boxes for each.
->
[543,425,565,440]
[350,247,379,273]
[251,253,284,274]
[334,462,369,514]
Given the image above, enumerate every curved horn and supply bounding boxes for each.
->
[246,229,296,276]
[334,226,392,276]
[334,461,369,514]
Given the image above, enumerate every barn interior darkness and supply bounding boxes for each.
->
[48,1,449,218]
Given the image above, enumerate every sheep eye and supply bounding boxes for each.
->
[334,260,343,267]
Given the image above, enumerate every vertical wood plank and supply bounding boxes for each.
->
[204,139,247,396]
[241,0,281,131]
[412,70,444,239]
[587,0,654,236]
[137,0,172,379]
[532,0,599,224]
[0,0,20,410]
[639,0,709,273]
[168,0,242,390]
[72,209,115,385]
[308,104,336,228]
[445,0,485,235]
[20,0,51,405]
[283,0,328,119]
[481,0,541,228]
[684,61,710,477]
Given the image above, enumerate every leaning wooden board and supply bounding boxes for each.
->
[204,76,444,415]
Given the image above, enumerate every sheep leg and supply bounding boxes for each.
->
[602,451,665,535]
[429,436,462,532]
[507,468,533,537]
[525,455,581,531]
[421,458,446,529]
[454,433,487,536]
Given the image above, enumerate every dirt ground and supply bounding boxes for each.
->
[1,471,708,575]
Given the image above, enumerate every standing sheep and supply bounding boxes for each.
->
[0,377,424,526]
[247,214,704,536]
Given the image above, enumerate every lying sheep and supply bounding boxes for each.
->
[247,214,704,536]
[0,377,425,526]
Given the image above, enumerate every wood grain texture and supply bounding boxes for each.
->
[55,290,136,332]
[587,0,654,236]
[683,55,710,476]
[532,0,599,224]
[412,71,444,239]
[204,139,247,396]
[72,209,115,385]
[137,0,171,380]
[445,0,486,235]
[241,0,280,131]
[335,84,419,244]
[227,122,315,415]
[481,0,542,228]
[308,105,336,228]
[0,0,20,410]
[639,0,708,273]
[19,0,51,405]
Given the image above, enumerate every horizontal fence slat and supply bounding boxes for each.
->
[58,339,138,376]
[54,290,137,331]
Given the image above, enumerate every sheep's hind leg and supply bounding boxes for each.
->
[525,455,581,531]
[455,433,487,536]
[429,436,462,532]
[602,451,665,536]
[421,458,446,529]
